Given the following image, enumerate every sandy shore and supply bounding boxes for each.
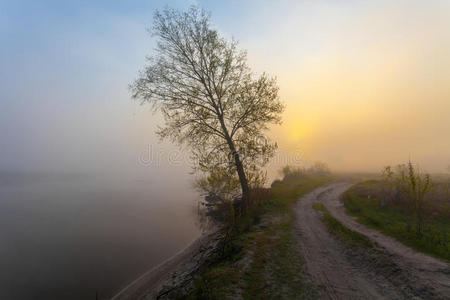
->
[111,229,221,300]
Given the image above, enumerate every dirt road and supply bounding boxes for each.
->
[294,183,450,300]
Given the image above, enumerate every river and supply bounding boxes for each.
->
[0,172,201,300]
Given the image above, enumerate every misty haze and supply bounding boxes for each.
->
[0,1,449,300]
[0,172,201,299]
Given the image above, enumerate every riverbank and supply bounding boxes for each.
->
[111,229,223,299]
[113,172,332,299]
[183,173,333,299]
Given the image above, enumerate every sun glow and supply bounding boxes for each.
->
[248,0,450,172]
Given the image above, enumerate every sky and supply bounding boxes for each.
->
[1,0,449,178]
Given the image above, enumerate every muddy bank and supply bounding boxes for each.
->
[111,229,223,300]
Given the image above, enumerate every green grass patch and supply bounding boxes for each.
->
[313,202,374,248]
[268,174,333,212]
[343,181,450,261]
[189,175,332,299]
[312,203,326,212]
[241,212,317,299]
[321,210,374,249]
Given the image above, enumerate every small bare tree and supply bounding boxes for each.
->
[393,162,432,235]
[131,7,284,208]
[381,165,395,207]
[405,162,431,235]
[380,162,432,235]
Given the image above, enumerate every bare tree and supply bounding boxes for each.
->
[384,162,432,235]
[405,162,431,235]
[131,7,284,207]
[381,165,395,207]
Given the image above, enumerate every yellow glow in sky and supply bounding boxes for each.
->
[243,0,450,173]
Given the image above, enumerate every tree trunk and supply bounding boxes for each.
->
[232,148,250,206]
[218,116,250,209]
[225,137,250,207]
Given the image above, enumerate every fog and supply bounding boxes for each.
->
[2,0,449,175]
[0,172,201,299]
[1,0,449,299]
[1,2,206,298]
[235,0,450,173]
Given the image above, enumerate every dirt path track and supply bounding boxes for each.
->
[294,183,450,300]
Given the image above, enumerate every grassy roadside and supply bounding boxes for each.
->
[188,174,332,299]
[342,181,450,261]
[312,185,443,300]
[312,203,375,249]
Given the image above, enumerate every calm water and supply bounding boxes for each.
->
[0,172,201,300]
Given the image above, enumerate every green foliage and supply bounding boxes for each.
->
[343,180,450,261]
[269,171,332,212]
[279,162,331,182]
[197,163,331,242]
[196,166,242,202]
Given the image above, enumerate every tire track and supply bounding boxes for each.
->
[294,183,450,299]
[320,183,450,299]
